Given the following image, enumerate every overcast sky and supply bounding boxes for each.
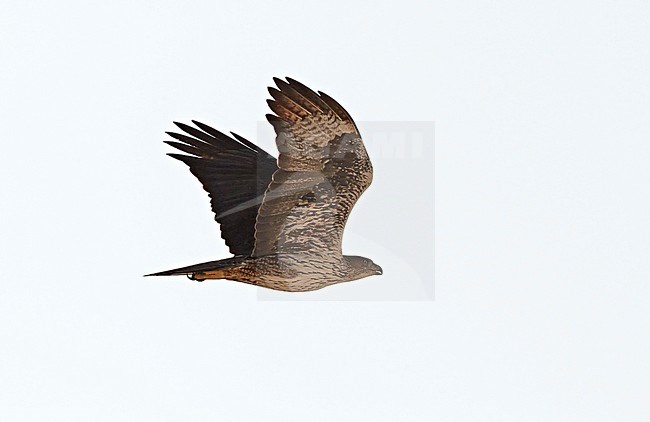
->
[1,1,649,421]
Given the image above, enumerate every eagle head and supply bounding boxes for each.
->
[343,255,383,281]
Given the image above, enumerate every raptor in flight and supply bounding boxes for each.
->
[146,78,382,291]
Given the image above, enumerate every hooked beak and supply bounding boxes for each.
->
[372,264,383,275]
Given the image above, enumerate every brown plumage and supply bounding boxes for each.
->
[146,78,382,291]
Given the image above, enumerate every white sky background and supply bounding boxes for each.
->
[1,0,649,420]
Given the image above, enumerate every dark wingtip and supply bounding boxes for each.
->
[190,120,215,133]
[229,131,260,152]
[173,121,194,133]
[167,153,193,163]
[266,113,286,127]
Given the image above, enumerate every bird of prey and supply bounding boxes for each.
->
[146,78,382,291]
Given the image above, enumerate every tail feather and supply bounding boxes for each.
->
[144,256,247,277]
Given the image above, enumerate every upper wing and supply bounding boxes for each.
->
[165,121,278,256]
[252,78,373,257]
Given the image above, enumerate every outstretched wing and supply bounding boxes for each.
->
[252,78,373,257]
[165,121,278,256]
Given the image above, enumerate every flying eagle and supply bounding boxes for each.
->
[146,78,382,291]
